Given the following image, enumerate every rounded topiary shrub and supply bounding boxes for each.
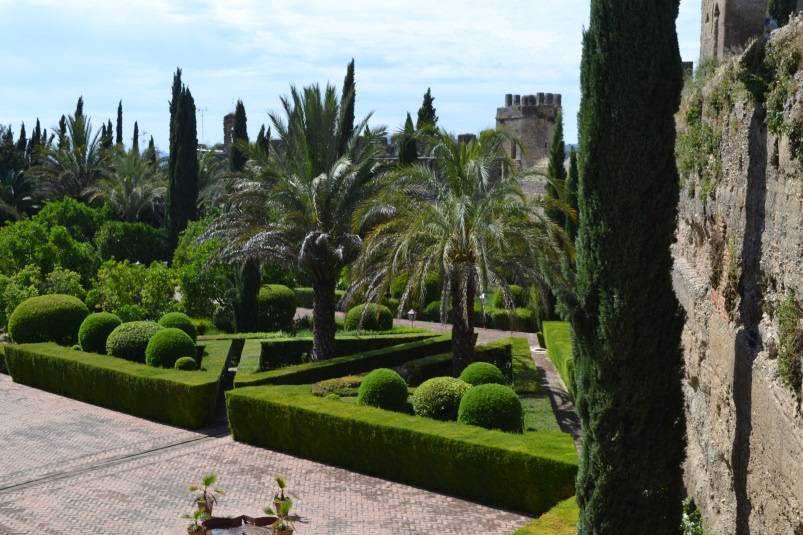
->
[257,284,297,331]
[492,285,527,308]
[145,328,195,368]
[458,383,523,433]
[8,294,89,345]
[174,356,198,371]
[158,311,198,341]
[412,377,471,421]
[78,312,122,354]
[106,321,163,363]
[357,368,409,412]
[344,303,393,331]
[459,362,506,386]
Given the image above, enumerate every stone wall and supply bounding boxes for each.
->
[496,93,561,169]
[674,19,803,534]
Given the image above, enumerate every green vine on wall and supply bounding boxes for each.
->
[764,39,803,161]
[777,291,802,398]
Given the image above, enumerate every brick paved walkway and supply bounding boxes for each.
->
[0,375,531,534]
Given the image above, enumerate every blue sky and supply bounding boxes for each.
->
[0,1,701,149]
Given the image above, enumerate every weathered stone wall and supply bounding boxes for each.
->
[674,19,803,534]
[496,93,561,169]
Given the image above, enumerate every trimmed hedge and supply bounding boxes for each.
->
[145,328,196,368]
[542,321,575,397]
[259,332,437,370]
[412,377,470,421]
[395,352,452,386]
[8,294,89,345]
[78,312,122,354]
[257,284,296,331]
[513,497,579,535]
[357,368,409,411]
[459,361,506,386]
[458,383,524,433]
[175,356,198,370]
[5,340,232,428]
[486,307,536,332]
[227,384,577,515]
[344,303,394,331]
[238,335,451,388]
[291,287,345,309]
[106,321,163,363]
[492,285,528,308]
[95,220,168,265]
[0,344,6,374]
[159,312,198,342]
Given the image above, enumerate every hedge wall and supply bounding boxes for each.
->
[292,287,345,309]
[4,340,232,429]
[542,322,574,397]
[0,343,6,374]
[227,384,577,515]
[236,335,451,388]
[259,332,438,370]
[512,497,579,535]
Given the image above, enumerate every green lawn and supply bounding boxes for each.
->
[512,497,579,534]
[542,321,574,396]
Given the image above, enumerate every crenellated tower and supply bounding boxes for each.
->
[495,92,562,170]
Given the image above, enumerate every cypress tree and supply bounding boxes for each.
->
[571,1,686,533]
[416,88,438,130]
[230,99,248,172]
[116,100,123,147]
[167,85,199,249]
[769,0,797,25]
[399,113,418,165]
[105,119,114,149]
[337,58,355,156]
[566,147,579,242]
[28,119,42,164]
[237,256,261,332]
[546,111,567,227]
[16,122,27,157]
[255,125,270,155]
[132,121,139,153]
[169,68,183,181]
[147,136,157,165]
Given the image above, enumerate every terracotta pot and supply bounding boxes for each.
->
[188,527,205,535]
[272,527,293,535]
[196,499,212,516]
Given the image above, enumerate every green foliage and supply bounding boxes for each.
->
[257,284,296,331]
[412,376,470,421]
[174,356,198,371]
[167,81,199,250]
[230,100,249,172]
[227,384,577,515]
[344,303,393,331]
[1,265,41,323]
[92,260,178,320]
[33,197,107,241]
[764,41,803,161]
[542,321,575,397]
[546,111,567,227]
[338,59,356,156]
[357,368,409,411]
[192,318,212,336]
[159,312,198,342]
[106,320,163,362]
[777,292,802,396]
[768,0,798,26]
[491,285,528,308]
[416,87,438,130]
[422,300,443,322]
[237,257,261,332]
[398,113,418,165]
[8,294,89,345]
[512,497,578,535]
[459,361,506,386]
[145,327,196,368]
[5,340,230,428]
[78,312,122,354]
[117,304,147,322]
[96,221,167,265]
[311,375,362,397]
[42,266,86,300]
[458,383,523,433]
[681,498,707,535]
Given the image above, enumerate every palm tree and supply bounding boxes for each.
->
[354,130,572,374]
[0,169,37,221]
[35,111,109,201]
[86,149,166,223]
[204,83,384,359]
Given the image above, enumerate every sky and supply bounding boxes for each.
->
[0,1,702,150]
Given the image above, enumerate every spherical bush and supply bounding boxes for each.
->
[78,312,122,354]
[158,312,198,341]
[459,362,506,386]
[145,328,196,368]
[357,368,409,411]
[412,377,471,421]
[106,321,163,362]
[257,284,297,331]
[458,383,523,433]
[8,294,89,345]
[174,356,198,371]
[344,303,393,331]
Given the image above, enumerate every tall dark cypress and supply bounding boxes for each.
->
[229,100,248,172]
[132,121,139,153]
[566,147,579,242]
[398,113,418,165]
[16,123,27,157]
[116,101,123,147]
[167,85,199,249]
[416,88,438,130]
[168,68,183,182]
[255,125,270,155]
[147,136,157,165]
[105,119,114,149]
[237,256,261,332]
[28,119,42,164]
[337,59,355,156]
[546,111,567,227]
[571,1,686,533]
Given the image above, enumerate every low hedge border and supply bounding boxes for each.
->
[0,343,6,374]
[236,335,452,388]
[259,332,439,370]
[227,384,577,515]
[292,287,345,309]
[542,322,575,397]
[512,497,579,535]
[4,339,232,429]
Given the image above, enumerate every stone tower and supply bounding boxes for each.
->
[700,0,768,60]
[223,112,235,147]
[495,93,561,170]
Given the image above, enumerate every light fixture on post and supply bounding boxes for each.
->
[407,308,417,327]
[479,293,487,327]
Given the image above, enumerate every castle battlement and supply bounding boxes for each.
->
[496,92,562,169]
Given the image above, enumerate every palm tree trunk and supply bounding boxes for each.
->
[451,264,476,376]
[312,275,337,360]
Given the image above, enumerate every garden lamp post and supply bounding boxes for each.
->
[407,308,416,327]
[479,293,487,327]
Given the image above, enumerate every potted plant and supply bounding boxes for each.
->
[272,475,290,513]
[183,509,209,534]
[263,499,294,535]
[189,473,224,516]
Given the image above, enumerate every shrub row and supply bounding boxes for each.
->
[512,497,579,535]
[237,335,451,388]
[542,321,575,397]
[226,384,577,515]
[292,287,345,309]
[4,340,232,428]
[259,332,438,370]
